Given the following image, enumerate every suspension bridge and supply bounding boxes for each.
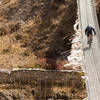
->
[78,0,100,99]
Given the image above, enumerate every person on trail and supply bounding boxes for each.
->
[85,25,96,44]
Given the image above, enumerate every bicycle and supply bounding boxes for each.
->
[87,34,93,48]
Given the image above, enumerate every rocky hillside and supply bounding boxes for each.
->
[0,0,77,70]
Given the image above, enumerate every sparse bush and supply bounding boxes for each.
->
[2,0,10,4]
[15,34,23,41]
[53,0,65,4]
[78,66,82,70]
[2,46,13,54]
[21,42,28,47]
[65,66,73,70]
[2,48,10,54]
[50,24,56,30]
[81,78,86,89]
[78,72,85,76]
[17,64,46,69]
[33,64,46,69]
[21,51,29,57]
[0,27,7,36]
[34,58,48,69]
[10,23,21,33]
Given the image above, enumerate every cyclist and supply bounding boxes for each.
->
[85,25,96,44]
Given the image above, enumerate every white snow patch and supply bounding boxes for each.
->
[64,20,84,70]
[83,98,88,100]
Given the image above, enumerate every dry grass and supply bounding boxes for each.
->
[0,0,77,70]
[2,0,10,4]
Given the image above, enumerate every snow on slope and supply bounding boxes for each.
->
[64,20,83,70]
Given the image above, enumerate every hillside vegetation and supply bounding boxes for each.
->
[0,0,77,70]
[95,0,100,26]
